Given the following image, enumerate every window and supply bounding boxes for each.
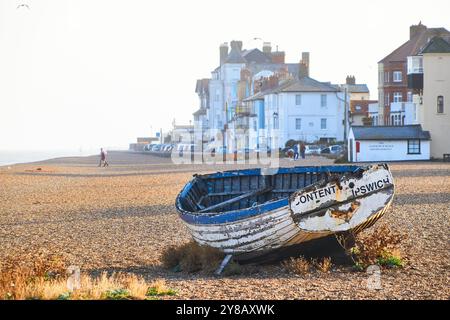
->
[393,92,403,103]
[384,72,390,83]
[295,118,302,130]
[321,118,327,130]
[407,140,421,154]
[437,96,444,113]
[393,71,402,82]
[295,94,302,106]
[355,105,362,111]
[321,94,327,107]
[214,89,220,102]
[407,92,413,102]
[273,117,279,130]
[392,114,402,126]
[385,93,390,106]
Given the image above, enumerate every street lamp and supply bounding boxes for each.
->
[272,112,279,151]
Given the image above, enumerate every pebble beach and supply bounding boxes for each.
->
[0,151,449,299]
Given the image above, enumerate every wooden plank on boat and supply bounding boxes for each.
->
[198,187,273,213]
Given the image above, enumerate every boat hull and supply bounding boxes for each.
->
[176,164,395,261]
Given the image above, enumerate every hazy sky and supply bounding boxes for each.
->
[0,0,449,151]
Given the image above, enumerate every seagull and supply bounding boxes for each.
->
[17,4,30,9]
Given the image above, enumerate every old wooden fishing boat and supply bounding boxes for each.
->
[175,164,395,266]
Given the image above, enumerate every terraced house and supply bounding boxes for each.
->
[194,41,361,151]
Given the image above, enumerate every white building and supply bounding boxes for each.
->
[348,125,431,162]
[193,40,364,151]
[246,76,346,149]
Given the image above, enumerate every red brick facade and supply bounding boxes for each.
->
[381,62,411,124]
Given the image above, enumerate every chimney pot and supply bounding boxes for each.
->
[230,40,243,52]
[263,42,272,54]
[346,75,356,85]
[299,52,310,78]
[410,22,427,40]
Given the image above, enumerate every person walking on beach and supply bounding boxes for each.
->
[99,148,109,167]
[293,143,299,161]
[300,143,306,160]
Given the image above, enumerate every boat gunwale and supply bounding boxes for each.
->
[176,165,364,225]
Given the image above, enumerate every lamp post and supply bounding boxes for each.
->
[273,112,279,151]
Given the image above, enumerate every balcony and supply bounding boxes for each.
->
[407,56,423,91]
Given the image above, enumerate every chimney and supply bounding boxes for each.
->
[299,63,309,78]
[301,52,310,69]
[263,42,272,54]
[346,75,356,85]
[410,22,427,40]
[298,52,310,77]
[271,51,285,64]
[230,40,243,52]
[220,43,229,66]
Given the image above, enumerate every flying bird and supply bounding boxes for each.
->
[17,4,30,10]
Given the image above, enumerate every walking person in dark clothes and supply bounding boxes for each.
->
[300,143,306,159]
[99,148,109,167]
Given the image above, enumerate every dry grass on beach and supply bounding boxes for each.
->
[0,249,177,300]
[0,152,449,299]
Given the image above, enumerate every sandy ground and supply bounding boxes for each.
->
[0,151,449,299]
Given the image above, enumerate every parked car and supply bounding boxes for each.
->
[321,145,344,155]
[144,144,155,151]
[151,144,162,152]
[305,145,322,155]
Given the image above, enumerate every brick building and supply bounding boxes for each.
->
[377,23,450,125]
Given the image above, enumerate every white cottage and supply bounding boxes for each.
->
[348,125,431,162]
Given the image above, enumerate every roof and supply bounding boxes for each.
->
[224,47,246,64]
[351,125,431,140]
[193,108,207,117]
[345,84,369,93]
[379,26,450,63]
[195,79,210,94]
[420,36,450,54]
[276,77,340,93]
[244,76,339,101]
[242,48,272,64]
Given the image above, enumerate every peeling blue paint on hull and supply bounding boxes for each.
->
[175,164,395,261]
